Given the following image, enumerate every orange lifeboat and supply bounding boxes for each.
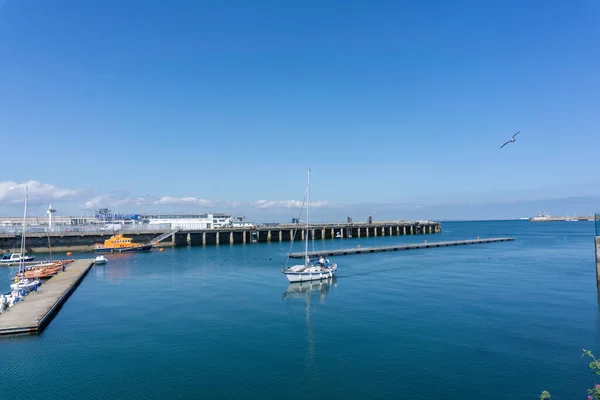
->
[95,234,153,253]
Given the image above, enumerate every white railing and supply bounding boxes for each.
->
[0,223,172,235]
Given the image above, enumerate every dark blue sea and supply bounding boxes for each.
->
[0,220,598,399]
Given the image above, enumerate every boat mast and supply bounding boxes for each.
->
[305,168,310,266]
[19,186,28,276]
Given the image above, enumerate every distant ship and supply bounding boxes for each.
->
[529,211,551,222]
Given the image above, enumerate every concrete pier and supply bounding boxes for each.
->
[0,221,442,253]
[0,259,94,336]
[288,237,515,258]
[595,236,600,288]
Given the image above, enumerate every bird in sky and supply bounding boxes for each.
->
[500,131,520,149]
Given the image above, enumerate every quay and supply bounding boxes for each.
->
[0,221,442,253]
[0,259,94,336]
[595,214,599,291]
[529,215,595,222]
[288,237,515,258]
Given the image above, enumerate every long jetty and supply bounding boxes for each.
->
[0,221,442,253]
[0,259,94,336]
[288,237,515,258]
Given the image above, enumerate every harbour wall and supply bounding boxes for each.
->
[529,216,595,222]
[0,221,441,253]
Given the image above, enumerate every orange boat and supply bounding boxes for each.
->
[20,266,62,279]
[94,234,153,253]
[15,260,74,280]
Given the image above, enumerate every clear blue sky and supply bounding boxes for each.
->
[0,0,599,219]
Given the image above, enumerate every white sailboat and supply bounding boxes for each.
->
[566,212,578,222]
[10,186,41,293]
[282,169,337,283]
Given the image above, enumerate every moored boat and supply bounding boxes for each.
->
[19,268,60,280]
[94,234,153,253]
[93,255,108,264]
[9,187,41,294]
[15,262,69,279]
[0,290,23,312]
[10,278,41,292]
[0,253,34,264]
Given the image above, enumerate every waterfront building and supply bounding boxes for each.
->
[141,213,254,230]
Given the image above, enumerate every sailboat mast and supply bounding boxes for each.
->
[19,186,28,275]
[305,168,310,266]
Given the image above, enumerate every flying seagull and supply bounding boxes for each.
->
[500,131,520,149]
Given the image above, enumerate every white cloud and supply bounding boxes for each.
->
[84,196,154,209]
[82,196,105,209]
[0,180,82,205]
[0,180,334,212]
[253,200,329,209]
[81,194,331,211]
[83,195,225,209]
[153,197,217,206]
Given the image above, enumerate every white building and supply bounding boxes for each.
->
[141,213,254,230]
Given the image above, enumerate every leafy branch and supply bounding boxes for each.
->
[539,349,600,400]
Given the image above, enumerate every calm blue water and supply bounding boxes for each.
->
[0,220,598,399]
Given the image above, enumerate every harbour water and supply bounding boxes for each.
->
[0,220,598,399]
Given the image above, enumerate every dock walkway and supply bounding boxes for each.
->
[288,237,515,258]
[0,259,94,336]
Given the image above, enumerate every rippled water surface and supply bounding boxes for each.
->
[0,220,598,399]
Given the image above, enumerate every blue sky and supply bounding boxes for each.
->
[0,0,599,221]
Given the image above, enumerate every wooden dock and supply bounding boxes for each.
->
[288,237,516,258]
[0,259,94,336]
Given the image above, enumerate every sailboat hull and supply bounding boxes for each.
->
[10,279,41,292]
[283,265,337,283]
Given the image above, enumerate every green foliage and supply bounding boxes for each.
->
[539,349,600,399]
[539,390,551,399]
[583,349,600,375]
[583,349,600,400]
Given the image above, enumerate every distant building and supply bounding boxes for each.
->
[0,215,95,226]
[140,213,254,230]
[0,209,255,231]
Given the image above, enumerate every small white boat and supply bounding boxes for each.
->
[0,294,9,313]
[93,255,108,265]
[10,278,41,292]
[0,290,23,313]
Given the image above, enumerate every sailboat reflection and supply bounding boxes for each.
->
[283,277,337,367]
[282,276,337,302]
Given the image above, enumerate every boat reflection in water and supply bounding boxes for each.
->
[283,277,337,368]
[93,254,134,283]
[282,276,337,302]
